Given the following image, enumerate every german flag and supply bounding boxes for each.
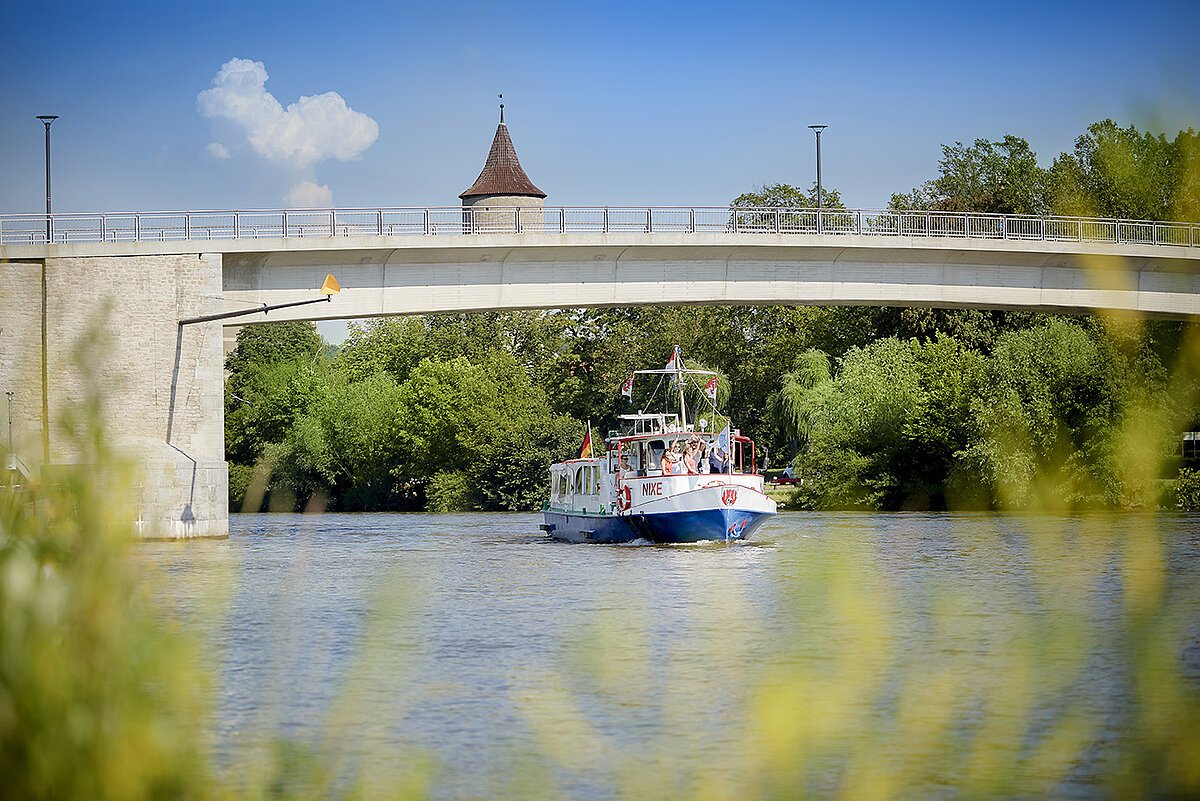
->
[580,422,593,459]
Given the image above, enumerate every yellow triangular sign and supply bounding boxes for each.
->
[320,274,341,296]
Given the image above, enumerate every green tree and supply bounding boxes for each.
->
[336,317,431,384]
[390,352,581,512]
[731,182,846,210]
[225,360,328,467]
[786,337,985,510]
[957,318,1175,509]
[890,135,1048,215]
[271,371,407,510]
[1048,119,1200,221]
[225,323,328,472]
[224,321,322,376]
[770,349,833,460]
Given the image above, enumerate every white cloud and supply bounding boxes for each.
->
[197,58,379,171]
[206,142,230,159]
[285,180,334,208]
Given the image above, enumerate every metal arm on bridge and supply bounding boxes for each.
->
[179,274,340,327]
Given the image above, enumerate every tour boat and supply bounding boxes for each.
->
[541,347,777,544]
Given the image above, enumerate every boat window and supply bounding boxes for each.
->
[573,467,584,494]
[591,467,601,494]
[648,440,665,472]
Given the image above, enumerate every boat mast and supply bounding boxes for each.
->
[675,345,687,427]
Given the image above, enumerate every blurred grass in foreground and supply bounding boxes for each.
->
[3,325,1200,801]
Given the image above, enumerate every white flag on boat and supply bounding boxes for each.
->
[666,345,682,386]
[703,376,719,401]
[620,373,634,401]
[717,425,731,453]
[665,345,681,373]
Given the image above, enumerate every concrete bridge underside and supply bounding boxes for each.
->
[222,233,1200,319]
[2,232,1197,539]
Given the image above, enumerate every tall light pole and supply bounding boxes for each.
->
[808,124,827,211]
[5,391,12,478]
[36,115,58,243]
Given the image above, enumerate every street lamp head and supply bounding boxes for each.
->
[808,124,827,133]
[36,115,59,126]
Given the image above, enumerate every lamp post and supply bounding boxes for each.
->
[808,125,827,231]
[5,391,12,478]
[36,115,58,243]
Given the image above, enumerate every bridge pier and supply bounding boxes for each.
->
[0,252,228,538]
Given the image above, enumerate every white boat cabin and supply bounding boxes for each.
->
[547,413,759,515]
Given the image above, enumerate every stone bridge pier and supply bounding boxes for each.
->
[0,252,228,538]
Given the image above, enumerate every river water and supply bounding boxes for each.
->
[146,512,1200,799]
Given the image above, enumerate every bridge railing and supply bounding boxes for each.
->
[1,206,1197,248]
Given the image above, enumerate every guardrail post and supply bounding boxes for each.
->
[330,210,336,237]
[377,210,383,236]
[184,213,191,241]
[234,212,240,240]
[774,209,780,234]
[559,208,565,234]
[603,208,610,234]
[134,214,141,242]
[690,208,695,234]
[856,210,862,235]
[424,209,430,235]
[100,215,106,242]
[647,208,653,234]
[282,210,288,238]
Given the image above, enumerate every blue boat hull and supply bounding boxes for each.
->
[543,507,771,544]
[541,511,636,544]
[624,507,771,543]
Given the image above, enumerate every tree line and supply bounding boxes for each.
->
[226,119,1200,512]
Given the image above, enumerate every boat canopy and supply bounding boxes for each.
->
[613,413,680,436]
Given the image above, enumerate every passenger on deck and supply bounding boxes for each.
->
[660,442,681,475]
[709,446,728,474]
[697,441,711,474]
[683,438,700,474]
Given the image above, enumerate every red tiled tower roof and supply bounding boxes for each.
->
[460,123,547,200]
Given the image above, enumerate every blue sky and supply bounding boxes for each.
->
[2,0,1198,215]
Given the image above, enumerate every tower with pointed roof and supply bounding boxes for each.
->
[460,101,546,232]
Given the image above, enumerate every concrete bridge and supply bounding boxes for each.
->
[1,205,1198,538]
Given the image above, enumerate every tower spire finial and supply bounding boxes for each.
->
[498,93,504,124]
